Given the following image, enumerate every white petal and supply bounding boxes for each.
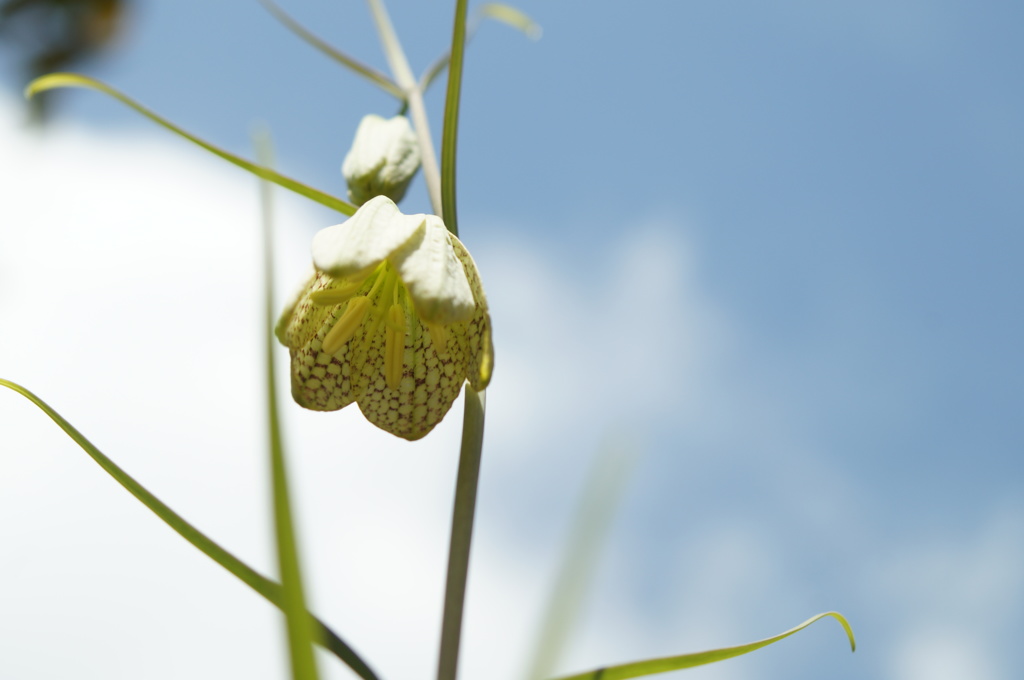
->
[311,196,423,278]
[391,215,475,324]
[341,114,421,205]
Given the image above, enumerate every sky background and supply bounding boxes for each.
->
[1,1,1022,679]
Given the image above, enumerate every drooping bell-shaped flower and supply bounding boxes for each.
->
[341,114,421,206]
[276,196,493,441]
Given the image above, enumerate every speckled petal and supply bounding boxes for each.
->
[390,215,475,325]
[356,305,470,441]
[311,196,424,279]
[275,266,319,346]
[287,272,375,411]
[449,234,494,390]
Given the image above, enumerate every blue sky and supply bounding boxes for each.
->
[1,2,1022,680]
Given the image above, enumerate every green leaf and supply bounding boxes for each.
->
[24,73,355,216]
[258,0,405,100]
[526,439,638,680]
[255,130,319,680]
[0,378,381,680]
[420,3,540,93]
[551,612,856,680]
[439,0,469,235]
[476,3,542,40]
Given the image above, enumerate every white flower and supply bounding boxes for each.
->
[341,114,421,205]
[276,196,493,441]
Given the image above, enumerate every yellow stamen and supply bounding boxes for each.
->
[322,296,370,354]
[385,303,406,390]
[426,323,448,356]
[311,281,364,306]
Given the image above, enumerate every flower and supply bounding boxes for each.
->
[341,114,421,205]
[276,196,493,441]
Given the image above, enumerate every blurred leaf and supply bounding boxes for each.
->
[0,378,381,680]
[476,3,541,39]
[526,438,637,680]
[25,73,356,215]
[551,612,856,680]
[255,129,320,680]
[0,0,126,122]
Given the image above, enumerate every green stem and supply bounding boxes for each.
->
[257,130,320,680]
[436,387,486,680]
[365,0,444,217]
[0,378,380,680]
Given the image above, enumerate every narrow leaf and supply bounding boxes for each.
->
[0,378,380,680]
[477,3,542,40]
[258,0,405,100]
[420,3,540,92]
[551,612,856,680]
[24,73,355,216]
[255,129,320,680]
[439,0,469,235]
[526,439,637,680]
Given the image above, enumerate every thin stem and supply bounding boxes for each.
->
[259,0,405,100]
[365,0,443,216]
[437,388,487,680]
[257,129,320,680]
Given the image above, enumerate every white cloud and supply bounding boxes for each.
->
[874,505,1024,680]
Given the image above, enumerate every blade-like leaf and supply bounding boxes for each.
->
[551,612,856,680]
[24,73,355,216]
[0,378,380,680]
[439,0,469,235]
[255,129,319,680]
[258,0,404,100]
[420,3,540,93]
[477,3,542,39]
[526,439,637,680]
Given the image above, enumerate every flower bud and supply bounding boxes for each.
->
[342,114,421,205]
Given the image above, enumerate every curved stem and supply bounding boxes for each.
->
[366,0,443,217]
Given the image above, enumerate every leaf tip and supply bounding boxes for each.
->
[825,611,856,652]
[24,72,82,100]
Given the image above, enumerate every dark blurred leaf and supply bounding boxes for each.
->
[0,0,128,121]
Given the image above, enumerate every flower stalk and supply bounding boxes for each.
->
[367,0,444,217]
